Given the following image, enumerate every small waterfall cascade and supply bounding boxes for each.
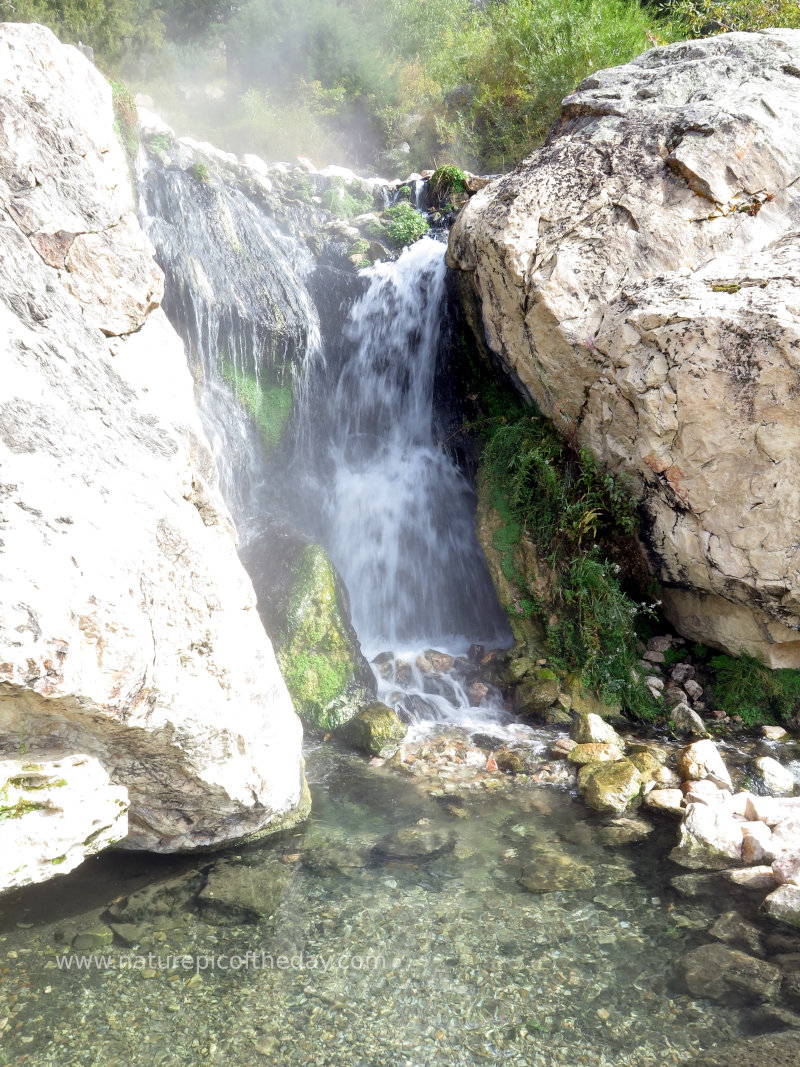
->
[138,146,513,730]
[313,237,509,654]
[136,147,323,528]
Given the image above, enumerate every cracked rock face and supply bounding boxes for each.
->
[449,30,800,666]
[0,23,306,890]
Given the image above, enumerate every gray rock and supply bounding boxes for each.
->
[755,756,796,796]
[671,703,710,739]
[198,858,292,923]
[681,942,781,1003]
[570,713,623,747]
[337,702,406,757]
[0,24,307,889]
[449,30,800,668]
[763,884,800,928]
[578,759,642,813]
[374,823,455,862]
[709,911,765,957]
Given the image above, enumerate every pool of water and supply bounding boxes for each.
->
[0,740,789,1066]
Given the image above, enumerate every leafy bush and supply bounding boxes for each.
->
[710,654,800,726]
[190,161,211,183]
[384,202,429,247]
[668,0,800,35]
[7,0,676,173]
[481,408,657,719]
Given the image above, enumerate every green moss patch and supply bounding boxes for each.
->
[220,362,292,452]
[276,545,371,732]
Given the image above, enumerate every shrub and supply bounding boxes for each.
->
[710,654,800,725]
[481,408,658,719]
[190,161,211,183]
[322,178,375,218]
[384,202,429,247]
[668,0,800,35]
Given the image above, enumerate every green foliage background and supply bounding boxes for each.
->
[1,0,686,171]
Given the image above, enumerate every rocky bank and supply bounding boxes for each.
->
[449,30,800,668]
[0,23,307,892]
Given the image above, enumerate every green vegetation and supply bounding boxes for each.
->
[111,80,139,159]
[480,406,658,719]
[321,178,375,218]
[665,0,800,34]
[384,202,429,247]
[220,361,292,451]
[190,161,211,183]
[710,653,800,726]
[5,0,680,172]
[276,544,368,731]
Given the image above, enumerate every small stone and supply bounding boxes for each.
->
[569,713,623,747]
[754,756,795,796]
[671,703,710,738]
[741,821,774,865]
[494,748,524,774]
[466,681,488,707]
[645,788,684,817]
[722,866,778,891]
[684,678,703,701]
[597,815,653,845]
[709,911,765,956]
[337,702,407,757]
[773,852,800,886]
[549,738,577,760]
[514,677,559,715]
[647,636,673,653]
[567,742,624,766]
[642,649,665,664]
[677,739,732,789]
[762,725,789,741]
[578,759,642,813]
[762,884,800,928]
[72,929,113,951]
[670,799,743,869]
[424,649,454,673]
[681,943,781,1003]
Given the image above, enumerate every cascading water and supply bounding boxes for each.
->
[320,238,508,651]
[136,135,323,527]
[138,140,512,730]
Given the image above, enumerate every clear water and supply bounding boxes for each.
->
[0,745,763,1066]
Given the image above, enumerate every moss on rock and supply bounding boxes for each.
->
[274,543,375,732]
[337,702,407,757]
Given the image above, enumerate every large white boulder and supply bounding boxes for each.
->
[0,23,307,889]
[449,30,800,666]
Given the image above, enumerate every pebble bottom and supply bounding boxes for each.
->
[0,740,776,1065]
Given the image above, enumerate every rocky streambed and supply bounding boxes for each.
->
[2,699,800,1065]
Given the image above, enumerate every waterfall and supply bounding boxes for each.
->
[136,149,323,529]
[314,237,509,653]
[138,147,512,728]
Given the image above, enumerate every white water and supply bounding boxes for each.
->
[138,152,513,730]
[319,237,510,653]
